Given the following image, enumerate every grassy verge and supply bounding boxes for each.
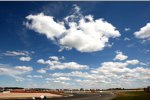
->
[112,91,150,100]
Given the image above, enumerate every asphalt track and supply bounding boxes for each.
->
[47,92,115,100]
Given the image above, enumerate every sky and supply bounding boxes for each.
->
[0,2,150,89]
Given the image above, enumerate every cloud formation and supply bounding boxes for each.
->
[3,50,33,62]
[56,77,70,81]
[0,64,33,81]
[91,60,140,74]
[35,53,150,89]
[114,51,128,61]
[37,56,89,70]
[48,58,149,89]
[37,69,46,74]
[33,75,43,78]
[3,50,30,56]
[26,13,66,40]
[124,28,130,31]
[124,37,130,41]
[90,60,149,88]
[50,71,96,80]
[134,23,150,39]
[25,5,120,52]
[19,56,32,61]
[15,66,33,72]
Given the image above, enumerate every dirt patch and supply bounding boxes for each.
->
[0,93,62,99]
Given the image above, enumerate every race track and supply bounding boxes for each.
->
[48,92,115,100]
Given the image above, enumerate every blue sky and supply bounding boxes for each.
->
[0,2,150,89]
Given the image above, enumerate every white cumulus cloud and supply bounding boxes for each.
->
[126,59,140,65]
[37,56,89,70]
[19,56,32,61]
[15,66,33,72]
[25,13,66,40]
[114,51,128,61]
[50,62,89,70]
[91,59,140,75]
[56,77,70,81]
[37,59,45,64]
[134,23,150,39]
[33,75,43,78]
[0,64,32,81]
[37,69,46,74]
[25,5,120,52]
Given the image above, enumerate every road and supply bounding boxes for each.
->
[47,92,115,100]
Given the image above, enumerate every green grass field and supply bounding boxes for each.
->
[112,91,150,100]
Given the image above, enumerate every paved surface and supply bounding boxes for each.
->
[47,92,115,100]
